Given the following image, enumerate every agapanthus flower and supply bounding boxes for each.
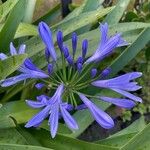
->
[0,21,142,138]
[0,42,26,60]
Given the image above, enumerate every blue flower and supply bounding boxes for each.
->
[25,84,78,138]
[0,42,26,60]
[92,72,142,102]
[0,22,142,138]
[85,23,128,63]
[1,58,49,87]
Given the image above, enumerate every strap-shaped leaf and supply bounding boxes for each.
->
[0,54,27,80]
[0,0,26,51]
[104,0,130,25]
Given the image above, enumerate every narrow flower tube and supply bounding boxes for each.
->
[82,39,88,58]
[72,32,78,57]
[57,30,63,51]
[91,68,97,78]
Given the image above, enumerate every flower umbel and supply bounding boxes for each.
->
[0,22,142,138]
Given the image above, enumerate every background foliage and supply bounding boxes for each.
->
[0,0,150,149]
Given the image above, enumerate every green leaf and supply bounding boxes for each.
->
[104,0,130,25]
[0,0,26,51]
[81,0,104,13]
[0,0,18,22]
[23,0,36,23]
[0,143,52,150]
[15,23,37,39]
[30,128,118,150]
[109,27,150,77]
[0,54,27,80]
[121,123,150,150]
[96,117,146,147]
[0,100,71,135]
[110,116,146,137]
[0,127,40,145]
[33,3,61,25]
[8,6,113,39]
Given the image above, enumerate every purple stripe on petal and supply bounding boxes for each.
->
[25,105,51,128]
[26,100,46,108]
[1,74,31,87]
[49,105,59,138]
[60,105,78,130]
[10,42,17,56]
[79,93,114,129]
[0,53,8,60]
[29,70,49,78]
[38,22,57,61]
[49,84,64,104]
[112,88,142,103]
[100,96,136,109]
[99,23,108,49]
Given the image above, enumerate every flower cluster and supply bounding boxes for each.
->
[0,22,142,138]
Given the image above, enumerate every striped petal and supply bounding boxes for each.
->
[25,105,51,128]
[100,97,136,109]
[79,93,114,129]
[60,105,78,130]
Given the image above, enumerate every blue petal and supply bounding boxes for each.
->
[79,93,114,129]
[66,55,74,66]
[47,64,53,75]
[48,84,64,104]
[18,44,26,54]
[25,105,51,128]
[112,88,142,103]
[10,42,17,56]
[100,96,136,109]
[38,22,57,61]
[75,104,87,110]
[24,59,39,71]
[57,30,63,51]
[72,32,78,57]
[60,105,78,130]
[82,39,88,58]
[35,83,45,89]
[26,100,46,108]
[100,67,111,78]
[1,74,31,87]
[0,53,8,60]
[99,23,108,49]
[62,45,69,58]
[91,68,97,78]
[49,104,59,138]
